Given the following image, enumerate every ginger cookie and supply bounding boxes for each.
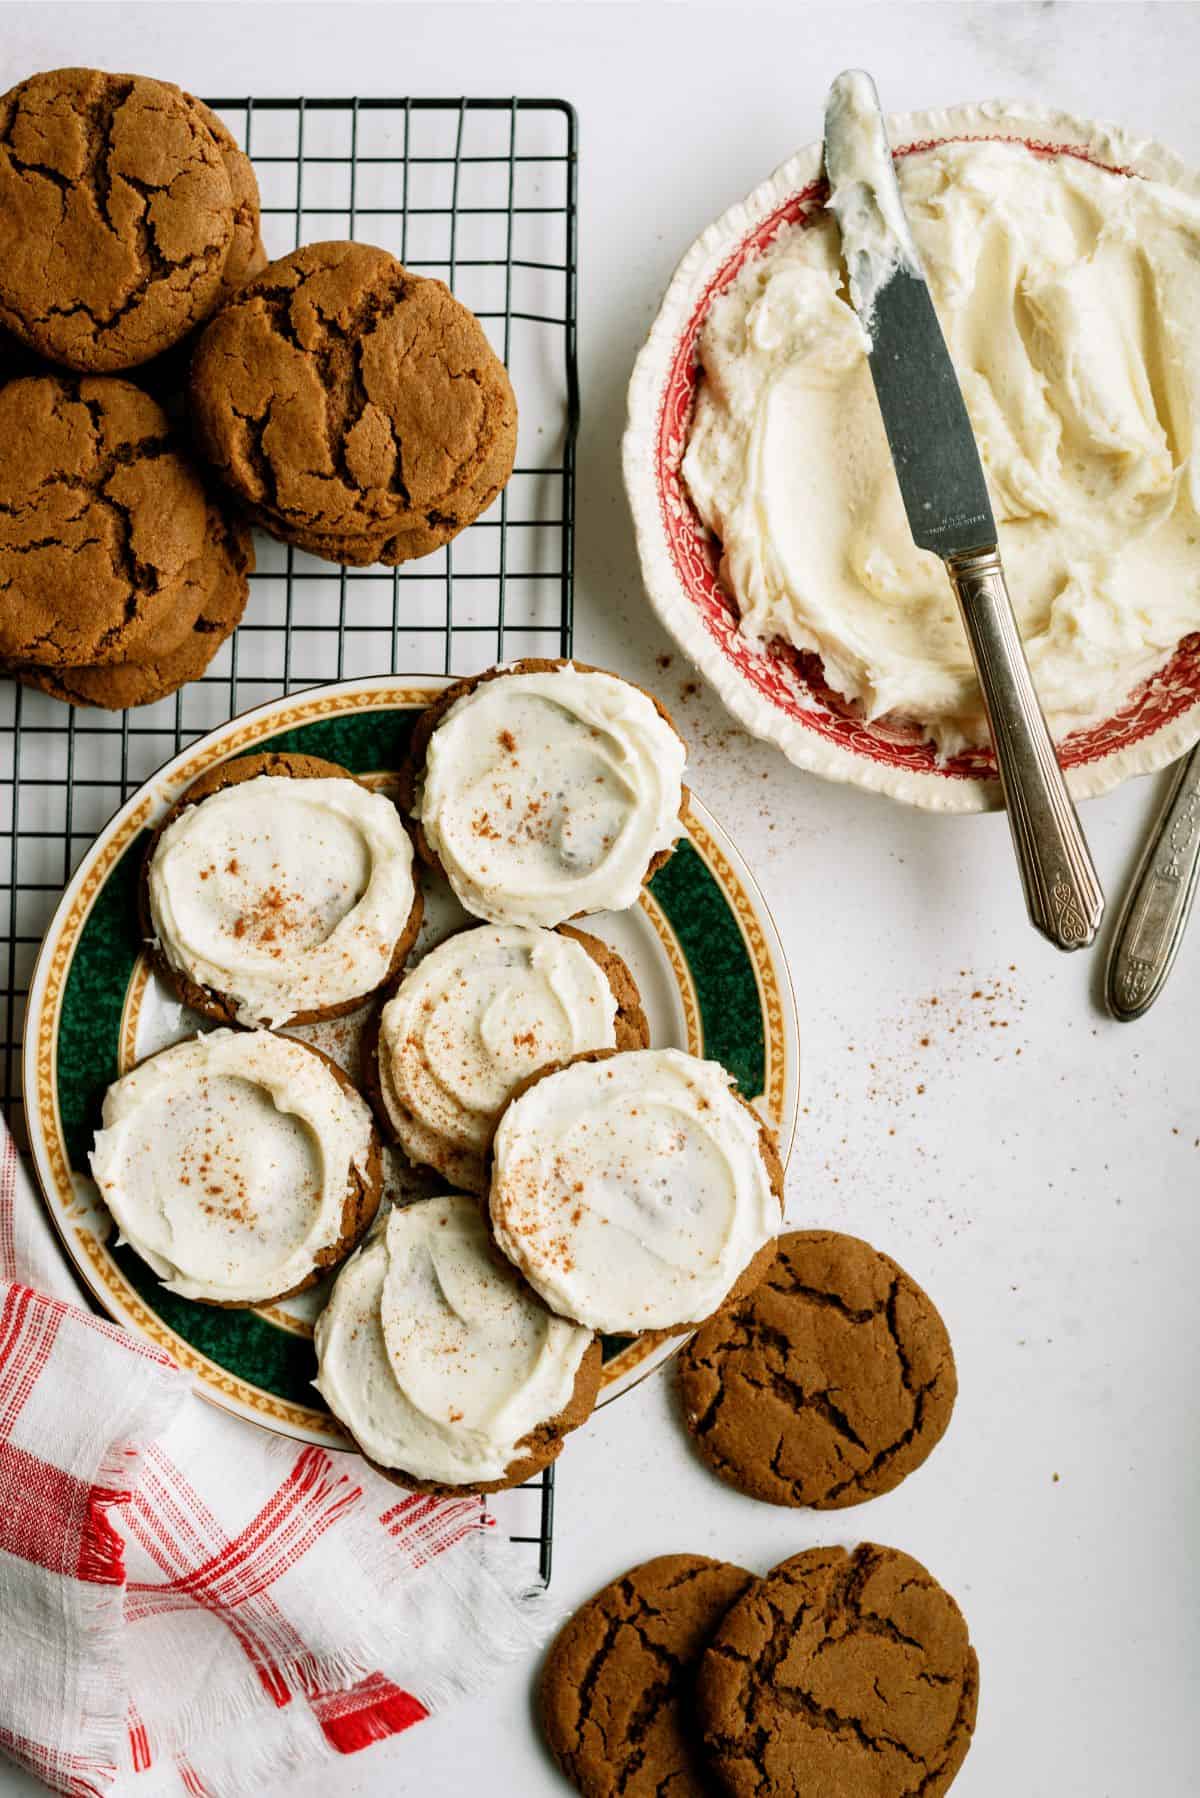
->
[189,240,517,566]
[181,97,266,300]
[0,325,45,385]
[679,1230,957,1509]
[14,501,250,709]
[364,919,649,1195]
[698,1543,979,1798]
[0,373,247,669]
[140,751,423,1027]
[540,1553,756,1798]
[0,69,234,371]
[315,1193,601,1495]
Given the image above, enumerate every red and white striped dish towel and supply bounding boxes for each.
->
[0,1132,555,1797]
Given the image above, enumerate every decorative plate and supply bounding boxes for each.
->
[624,100,1200,814]
[24,676,799,1447]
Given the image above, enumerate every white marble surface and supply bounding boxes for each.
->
[3,4,1199,1795]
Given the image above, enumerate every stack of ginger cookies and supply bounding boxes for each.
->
[0,66,517,708]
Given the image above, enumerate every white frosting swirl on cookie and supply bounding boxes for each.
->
[90,1029,376,1304]
[376,924,619,1193]
[414,666,686,927]
[490,1048,778,1333]
[147,774,417,1027]
[314,1196,593,1484]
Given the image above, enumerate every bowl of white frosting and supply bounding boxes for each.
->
[624,101,1200,811]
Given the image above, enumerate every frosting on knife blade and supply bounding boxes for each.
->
[823,69,921,337]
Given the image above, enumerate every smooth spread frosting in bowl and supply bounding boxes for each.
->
[314,1195,593,1484]
[90,1029,376,1304]
[147,773,417,1026]
[683,135,1200,756]
[414,666,686,926]
[376,923,619,1193]
[489,1047,778,1334]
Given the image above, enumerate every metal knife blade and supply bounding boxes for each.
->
[821,68,1104,952]
[823,70,995,559]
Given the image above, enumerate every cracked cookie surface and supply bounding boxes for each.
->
[179,97,266,302]
[698,1543,978,1798]
[540,1553,756,1798]
[15,488,251,707]
[0,373,249,670]
[679,1230,957,1509]
[189,239,518,566]
[0,68,234,370]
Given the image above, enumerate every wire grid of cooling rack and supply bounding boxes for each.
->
[1,95,579,1585]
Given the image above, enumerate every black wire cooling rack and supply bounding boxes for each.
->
[0,95,579,1585]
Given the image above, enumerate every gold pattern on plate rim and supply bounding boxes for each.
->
[118,955,154,1075]
[30,684,794,1434]
[636,887,703,1058]
[250,1300,317,1338]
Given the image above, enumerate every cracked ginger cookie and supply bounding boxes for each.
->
[0,373,250,670]
[697,1543,978,1798]
[13,488,250,709]
[678,1230,957,1509]
[189,240,517,566]
[540,1554,757,1798]
[0,68,235,371]
[173,94,266,301]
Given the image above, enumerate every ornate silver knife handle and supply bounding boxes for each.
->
[947,548,1105,951]
[1106,742,1200,1020]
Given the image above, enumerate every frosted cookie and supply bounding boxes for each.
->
[366,921,648,1194]
[91,1029,381,1306]
[314,1193,601,1492]
[142,753,423,1028]
[489,1047,783,1335]
[403,660,688,928]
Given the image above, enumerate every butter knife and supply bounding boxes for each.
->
[1105,742,1200,1019]
[823,70,1104,951]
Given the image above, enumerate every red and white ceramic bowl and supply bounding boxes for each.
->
[624,101,1200,814]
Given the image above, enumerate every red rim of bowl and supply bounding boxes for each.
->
[651,133,1200,790]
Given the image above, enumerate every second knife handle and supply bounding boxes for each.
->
[1105,742,1200,1020]
[948,547,1104,952]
